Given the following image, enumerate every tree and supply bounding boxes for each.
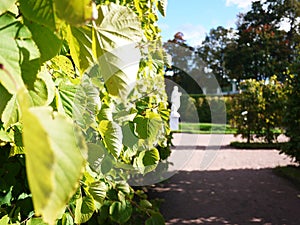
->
[225,0,300,82]
[164,32,219,95]
[198,26,235,87]
[230,77,285,143]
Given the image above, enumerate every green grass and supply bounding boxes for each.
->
[273,165,300,189]
[175,122,237,134]
[230,141,284,149]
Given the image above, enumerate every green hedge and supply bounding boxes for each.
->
[178,94,234,123]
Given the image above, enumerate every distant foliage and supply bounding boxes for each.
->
[281,74,300,164]
[230,77,285,143]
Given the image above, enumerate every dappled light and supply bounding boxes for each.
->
[149,169,300,225]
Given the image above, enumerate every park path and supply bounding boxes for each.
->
[149,134,300,225]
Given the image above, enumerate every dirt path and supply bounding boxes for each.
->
[149,134,300,225]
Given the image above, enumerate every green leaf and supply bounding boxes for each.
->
[72,75,101,130]
[67,25,95,74]
[0,186,12,206]
[0,0,16,15]
[24,19,62,63]
[38,67,56,106]
[56,81,77,117]
[0,215,9,225]
[89,181,107,203]
[135,148,160,174]
[134,112,162,141]
[75,194,95,224]
[101,154,114,174]
[157,0,168,17]
[0,13,25,94]
[98,120,123,158]
[10,124,25,156]
[50,55,76,79]
[22,106,87,225]
[28,78,49,106]
[122,123,138,148]
[26,218,48,225]
[87,143,105,173]
[18,0,56,30]
[16,24,41,89]
[92,3,143,98]
[54,0,93,25]
[145,213,165,225]
[109,201,132,224]
[0,83,12,118]
[61,212,73,225]
[1,95,19,129]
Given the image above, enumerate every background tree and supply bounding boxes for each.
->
[230,77,285,143]
[164,32,208,95]
[225,0,300,82]
[198,26,235,87]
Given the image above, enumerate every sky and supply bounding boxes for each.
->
[158,0,256,47]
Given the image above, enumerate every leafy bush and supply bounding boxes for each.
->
[179,94,231,124]
[0,0,170,224]
[230,77,285,143]
[281,74,300,164]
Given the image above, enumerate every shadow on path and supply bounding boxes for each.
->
[149,169,300,225]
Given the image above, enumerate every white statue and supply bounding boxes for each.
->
[171,86,181,112]
[170,86,182,130]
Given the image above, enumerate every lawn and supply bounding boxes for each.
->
[176,122,237,134]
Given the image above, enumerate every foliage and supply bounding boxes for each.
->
[178,94,232,124]
[0,0,170,224]
[198,26,235,87]
[281,74,300,164]
[230,77,285,143]
[164,33,216,95]
[224,0,300,82]
[230,141,283,150]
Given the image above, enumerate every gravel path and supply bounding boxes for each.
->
[149,134,300,225]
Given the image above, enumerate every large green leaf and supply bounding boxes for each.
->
[54,0,93,26]
[67,25,95,74]
[98,120,123,158]
[0,0,16,15]
[24,19,62,63]
[18,0,56,30]
[0,13,25,94]
[87,143,105,173]
[135,148,160,174]
[22,106,87,225]
[92,3,143,98]
[56,81,77,117]
[74,194,95,224]
[56,76,100,129]
[73,75,101,130]
[134,112,162,141]
[109,200,132,224]
[88,181,107,203]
